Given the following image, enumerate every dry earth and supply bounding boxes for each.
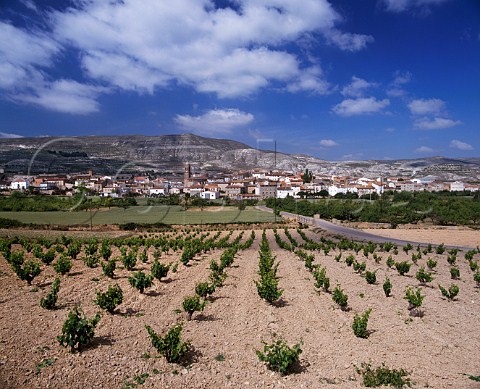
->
[1,228,479,388]
[362,228,480,249]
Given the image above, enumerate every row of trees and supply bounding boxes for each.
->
[267,192,480,226]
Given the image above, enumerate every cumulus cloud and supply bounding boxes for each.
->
[408,98,445,115]
[449,139,473,150]
[174,108,254,136]
[415,146,434,153]
[1,1,375,112]
[332,97,390,116]
[323,29,374,52]
[319,139,339,147]
[341,76,376,97]
[387,70,412,97]
[15,80,106,114]
[382,0,450,13]
[0,131,24,138]
[286,66,331,94]
[414,117,462,130]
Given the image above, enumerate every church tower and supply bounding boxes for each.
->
[184,162,192,187]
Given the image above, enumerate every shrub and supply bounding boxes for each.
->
[40,278,60,310]
[195,282,216,298]
[100,242,112,261]
[450,266,460,279]
[182,295,206,320]
[346,254,355,267]
[122,249,137,271]
[101,258,116,278]
[469,260,478,272]
[313,266,329,291]
[403,243,413,254]
[95,284,123,313]
[386,256,395,268]
[15,259,42,285]
[426,258,437,271]
[145,323,190,363]
[395,261,411,276]
[356,362,412,388]
[67,241,82,259]
[41,249,56,265]
[365,270,377,285]
[473,271,480,286]
[404,286,424,315]
[332,285,348,310]
[436,243,445,255]
[415,267,434,285]
[352,308,372,338]
[353,261,366,274]
[465,250,476,261]
[334,253,342,262]
[383,277,392,297]
[255,273,283,303]
[57,306,101,352]
[439,284,459,301]
[447,255,456,266]
[128,271,153,294]
[54,254,72,275]
[151,259,170,281]
[256,335,302,375]
[84,255,99,268]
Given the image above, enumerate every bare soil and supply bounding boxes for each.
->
[1,228,479,388]
[362,228,480,248]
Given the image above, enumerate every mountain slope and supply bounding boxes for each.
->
[0,134,478,180]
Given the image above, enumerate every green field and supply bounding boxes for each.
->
[0,205,276,225]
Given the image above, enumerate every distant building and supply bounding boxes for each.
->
[449,181,465,192]
[255,183,277,199]
[10,178,30,190]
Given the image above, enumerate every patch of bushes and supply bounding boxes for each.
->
[57,306,101,352]
[145,323,190,363]
[356,362,412,388]
[256,335,302,375]
[95,284,123,313]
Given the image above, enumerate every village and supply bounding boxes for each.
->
[3,162,478,201]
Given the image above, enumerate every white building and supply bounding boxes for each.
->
[200,191,220,200]
[450,181,465,192]
[10,178,30,190]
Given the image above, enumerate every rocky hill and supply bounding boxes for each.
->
[0,133,479,180]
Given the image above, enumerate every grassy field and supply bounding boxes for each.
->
[0,205,276,225]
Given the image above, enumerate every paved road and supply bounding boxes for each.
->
[255,205,473,250]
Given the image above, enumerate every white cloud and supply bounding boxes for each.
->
[383,0,450,13]
[341,152,364,160]
[319,139,339,147]
[408,98,445,115]
[332,97,390,116]
[414,117,462,130]
[0,131,24,138]
[415,146,434,153]
[386,127,396,133]
[323,29,374,52]
[387,71,412,97]
[1,1,375,111]
[286,66,331,95]
[174,108,254,135]
[449,139,473,150]
[16,80,106,114]
[342,76,376,97]
[49,0,371,98]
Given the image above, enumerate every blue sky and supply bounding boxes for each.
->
[0,0,479,161]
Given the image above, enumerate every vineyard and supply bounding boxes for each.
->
[0,226,479,388]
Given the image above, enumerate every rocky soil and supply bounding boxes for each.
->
[1,228,479,388]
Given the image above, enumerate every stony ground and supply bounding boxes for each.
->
[1,228,479,388]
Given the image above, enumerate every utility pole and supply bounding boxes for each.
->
[274,140,277,224]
